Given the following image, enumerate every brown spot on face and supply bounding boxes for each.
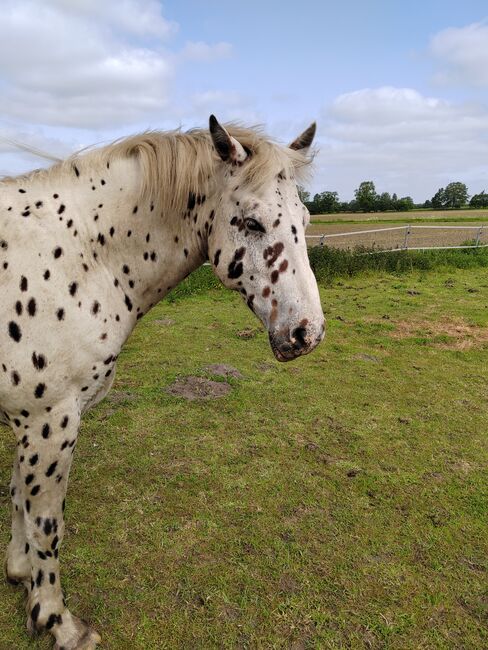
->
[273,219,280,228]
[271,270,279,284]
[270,298,278,324]
[279,259,288,273]
[266,242,284,268]
[299,318,309,328]
[262,286,271,298]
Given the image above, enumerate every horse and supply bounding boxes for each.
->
[0,115,324,649]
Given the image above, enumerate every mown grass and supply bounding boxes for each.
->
[310,217,488,225]
[310,208,488,224]
[0,262,487,649]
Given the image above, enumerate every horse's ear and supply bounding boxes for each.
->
[209,115,248,164]
[289,122,316,151]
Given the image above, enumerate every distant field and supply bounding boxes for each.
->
[306,220,488,250]
[311,209,488,224]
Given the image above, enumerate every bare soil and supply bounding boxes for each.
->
[204,364,243,379]
[236,327,262,339]
[389,318,488,350]
[165,376,232,400]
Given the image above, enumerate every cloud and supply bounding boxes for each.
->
[0,1,175,128]
[329,87,445,126]
[0,125,80,177]
[180,41,233,63]
[0,1,227,129]
[429,21,488,87]
[314,87,488,201]
[42,0,178,39]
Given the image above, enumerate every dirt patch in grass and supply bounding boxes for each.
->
[389,318,488,349]
[166,376,232,400]
[204,364,243,379]
[353,353,380,362]
[236,327,261,339]
[105,390,137,405]
[255,362,276,371]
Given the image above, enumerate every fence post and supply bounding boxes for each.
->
[475,226,483,247]
[320,235,325,247]
[403,224,411,250]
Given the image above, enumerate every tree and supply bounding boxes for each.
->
[431,188,446,209]
[354,181,377,212]
[376,192,392,212]
[443,182,468,208]
[469,191,488,208]
[396,196,414,211]
[312,191,340,214]
[423,199,432,208]
[297,185,310,204]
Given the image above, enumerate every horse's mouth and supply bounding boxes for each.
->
[268,337,314,362]
[270,344,291,362]
[268,324,325,362]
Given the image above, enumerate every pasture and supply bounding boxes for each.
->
[309,208,488,224]
[305,221,488,251]
[1,262,487,649]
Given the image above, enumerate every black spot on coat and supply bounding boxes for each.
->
[8,321,21,342]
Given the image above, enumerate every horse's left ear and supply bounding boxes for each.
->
[289,122,316,151]
[209,114,248,164]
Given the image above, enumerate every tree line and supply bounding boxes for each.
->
[300,181,488,214]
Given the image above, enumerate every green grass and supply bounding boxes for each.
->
[311,217,488,225]
[165,246,488,302]
[308,245,488,283]
[310,208,488,225]
[1,266,487,649]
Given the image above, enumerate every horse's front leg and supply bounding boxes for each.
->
[16,401,101,649]
[5,448,31,586]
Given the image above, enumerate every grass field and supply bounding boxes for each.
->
[310,208,488,224]
[0,265,487,649]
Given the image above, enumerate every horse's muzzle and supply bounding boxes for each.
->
[268,322,325,362]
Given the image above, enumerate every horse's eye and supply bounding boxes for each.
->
[245,217,265,233]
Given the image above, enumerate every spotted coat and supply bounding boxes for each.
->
[0,116,323,649]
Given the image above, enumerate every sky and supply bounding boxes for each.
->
[1,0,488,202]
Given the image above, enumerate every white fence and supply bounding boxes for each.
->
[306,224,488,252]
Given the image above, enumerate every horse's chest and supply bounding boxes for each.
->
[80,364,117,413]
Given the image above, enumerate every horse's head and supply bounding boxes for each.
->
[208,116,324,362]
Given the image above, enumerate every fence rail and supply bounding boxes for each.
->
[306,224,487,252]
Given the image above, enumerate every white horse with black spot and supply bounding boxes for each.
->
[0,116,324,648]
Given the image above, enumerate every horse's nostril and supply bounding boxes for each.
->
[292,326,307,350]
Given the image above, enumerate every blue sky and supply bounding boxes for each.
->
[1,1,487,201]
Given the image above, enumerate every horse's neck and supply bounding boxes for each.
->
[68,156,212,314]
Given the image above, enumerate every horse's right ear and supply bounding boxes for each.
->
[209,115,248,164]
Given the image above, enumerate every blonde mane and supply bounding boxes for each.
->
[1,125,312,216]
